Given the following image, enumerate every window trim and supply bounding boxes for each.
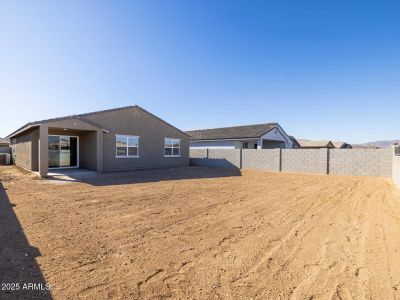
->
[164,138,181,157]
[115,134,140,158]
[395,145,400,156]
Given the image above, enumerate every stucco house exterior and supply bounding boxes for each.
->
[186,123,293,149]
[6,105,189,177]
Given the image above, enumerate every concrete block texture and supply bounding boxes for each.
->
[190,149,241,168]
[207,149,241,168]
[330,149,393,177]
[282,149,328,174]
[242,149,280,172]
[190,149,208,159]
[189,148,394,178]
[393,155,400,188]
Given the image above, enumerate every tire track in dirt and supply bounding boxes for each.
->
[3,167,400,300]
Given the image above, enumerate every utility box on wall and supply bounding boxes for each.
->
[0,153,11,165]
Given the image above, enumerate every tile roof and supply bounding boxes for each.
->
[186,123,278,141]
[297,139,334,148]
[289,136,300,147]
[332,141,351,148]
[0,138,9,145]
[7,105,189,139]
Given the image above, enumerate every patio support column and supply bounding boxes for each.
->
[39,125,48,178]
[257,138,263,149]
[96,130,103,173]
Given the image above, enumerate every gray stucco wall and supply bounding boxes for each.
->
[9,128,39,171]
[242,149,280,171]
[31,130,39,171]
[79,131,98,171]
[83,107,189,171]
[262,140,284,149]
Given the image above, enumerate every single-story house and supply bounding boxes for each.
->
[332,141,353,149]
[297,139,335,149]
[0,138,10,147]
[289,136,301,148]
[6,105,189,177]
[186,123,293,149]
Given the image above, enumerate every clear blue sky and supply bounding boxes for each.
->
[1,1,399,143]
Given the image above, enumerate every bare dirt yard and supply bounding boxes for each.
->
[1,166,400,300]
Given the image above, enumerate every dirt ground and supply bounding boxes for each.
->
[1,166,400,300]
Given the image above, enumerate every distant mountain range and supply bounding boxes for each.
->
[353,140,400,149]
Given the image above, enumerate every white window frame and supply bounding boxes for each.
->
[164,138,180,157]
[115,135,140,158]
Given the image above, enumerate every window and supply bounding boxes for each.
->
[164,138,180,157]
[116,135,139,158]
[243,142,249,149]
[395,146,400,156]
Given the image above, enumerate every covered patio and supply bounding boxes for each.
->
[10,117,106,177]
[37,118,105,177]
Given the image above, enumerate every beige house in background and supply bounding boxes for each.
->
[6,106,190,177]
[297,139,352,149]
[297,139,335,149]
[332,141,352,149]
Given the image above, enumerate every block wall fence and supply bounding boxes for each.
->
[190,148,394,178]
[393,155,400,188]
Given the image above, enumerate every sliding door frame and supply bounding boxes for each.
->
[48,135,80,169]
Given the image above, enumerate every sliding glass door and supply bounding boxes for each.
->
[48,135,79,168]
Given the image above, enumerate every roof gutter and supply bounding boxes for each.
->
[6,124,40,139]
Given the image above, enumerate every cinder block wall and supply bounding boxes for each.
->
[189,149,241,168]
[330,149,393,177]
[189,149,207,158]
[207,149,241,168]
[190,148,395,178]
[282,149,328,174]
[189,149,208,166]
[242,149,280,171]
[392,155,400,187]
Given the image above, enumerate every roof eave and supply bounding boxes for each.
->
[190,137,259,142]
[6,124,39,139]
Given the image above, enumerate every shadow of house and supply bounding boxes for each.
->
[190,157,241,169]
[45,166,241,187]
[0,182,52,300]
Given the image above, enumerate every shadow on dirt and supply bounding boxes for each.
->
[0,182,52,300]
[45,165,242,186]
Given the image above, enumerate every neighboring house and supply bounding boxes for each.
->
[297,139,335,149]
[332,141,352,149]
[6,105,189,177]
[186,123,293,149]
[0,138,10,147]
[289,136,301,148]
